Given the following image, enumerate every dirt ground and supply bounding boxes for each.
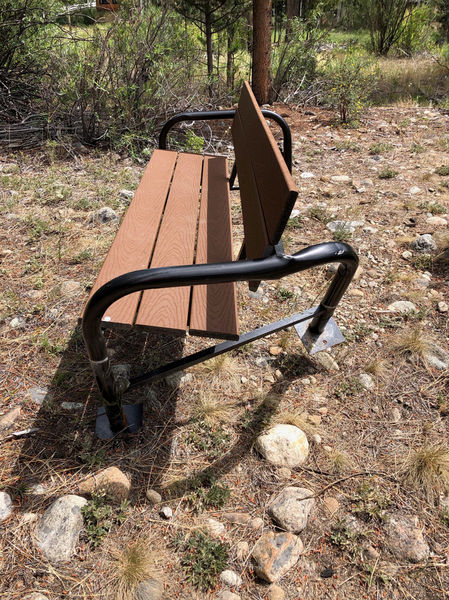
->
[0,104,448,599]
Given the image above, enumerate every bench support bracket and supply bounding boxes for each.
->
[294,315,345,355]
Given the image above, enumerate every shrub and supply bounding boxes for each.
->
[320,52,378,123]
[394,5,434,56]
[174,531,229,591]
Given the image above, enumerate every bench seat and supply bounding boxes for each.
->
[86,149,239,340]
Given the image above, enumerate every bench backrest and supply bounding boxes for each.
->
[231,82,298,261]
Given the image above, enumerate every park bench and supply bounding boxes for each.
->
[82,82,359,439]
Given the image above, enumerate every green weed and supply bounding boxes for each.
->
[174,531,229,591]
[81,491,129,547]
[352,480,390,522]
[378,167,398,179]
[369,142,393,155]
[435,165,449,176]
[188,478,231,512]
[309,206,331,222]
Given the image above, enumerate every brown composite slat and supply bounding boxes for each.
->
[84,149,177,326]
[237,82,298,246]
[231,110,270,260]
[135,152,203,334]
[190,156,239,340]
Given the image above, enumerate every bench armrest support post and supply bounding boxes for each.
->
[82,242,358,433]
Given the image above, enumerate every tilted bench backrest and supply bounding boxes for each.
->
[231,82,298,261]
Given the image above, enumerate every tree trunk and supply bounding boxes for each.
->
[252,0,272,105]
[205,10,213,78]
[227,25,235,89]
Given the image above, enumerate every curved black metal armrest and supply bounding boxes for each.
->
[158,108,292,174]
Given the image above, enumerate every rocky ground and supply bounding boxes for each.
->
[0,105,448,600]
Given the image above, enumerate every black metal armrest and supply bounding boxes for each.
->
[158,109,292,174]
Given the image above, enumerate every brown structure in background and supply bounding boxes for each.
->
[96,0,119,11]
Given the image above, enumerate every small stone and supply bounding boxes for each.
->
[323,496,339,515]
[269,345,283,356]
[413,277,430,289]
[204,517,226,537]
[364,544,380,560]
[409,186,422,195]
[236,541,249,561]
[252,531,303,582]
[30,483,46,495]
[256,424,309,468]
[385,514,429,562]
[23,594,49,600]
[119,189,134,200]
[387,301,417,314]
[330,175,351,184]
[274,369,283,380]
[78,466,131,502]
[60,280,81,295]
[402,250,412,259]
[314,352,339,371]
[0,491,13,521]
[312,433,322,444]
[300,171,315,179]
[160,506,173,519]
[217,592,240,600]
[27,289,44,300]
[427,216,447,226]
[134,578,164,600]
[267,583,285,600]
[61,402,83,410]
[391,407,401,423]
[268,487,315,533]
[9,316,25,329]
[250,517,264,530]
[165,371,193,387]
[223,512,250,525]
[423,344,449,370]
[21,512,38,525]
[358,373,374,390]
[241,376,248,384]
[307,414,321,426]
[220,569,242,588]
[35,495,87,562]
[0,406,21,430]
[92,207,118,224]
[411,234,437,253]
[437,301,448,313]
[317,406,328,415]
[29,386,48,405]
[277,467,292,480]
[146,489,162,505]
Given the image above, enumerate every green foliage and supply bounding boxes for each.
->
[309,206,331,222]
[184,129,204,154]
[352,480,390,521]
[188,478,231,512]
[378,167,398,179]
[395,5,434,56]
[329,519,360,556]
[369,142,393,155]
[333,225,352,242]
[355,0,410,56]
[81,491,129,547]
[174,531,229,591]
[435,165,449,176]
[321,51,378,123]
[335,377,363,400]
[185,419,231,460]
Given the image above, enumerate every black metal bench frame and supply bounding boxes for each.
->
[82,108,359,438]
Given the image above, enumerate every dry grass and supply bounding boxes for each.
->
[364,357,389,380]
[191,391,235,425]
[107,538,159,600]
[390,328,433,360]
[326,450,352,474]
[401,443,449,500]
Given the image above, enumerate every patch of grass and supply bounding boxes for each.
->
[369,142,393,155]
[352,480,390,522]
[364,358,389,380]
[185,419,231,460]
[192,393,234,426]
[174,531,229,591]
[401,443,449,499]
[188,478,231,512]
[390,327,432,360]
[271,410,319,437]
[39,333,66,356]
[412,254,433,271]
[329,519,360,556]
[309,206,331,223]
[333,225,353,242]
[81,491,129,547]
[335,140,361,152]
[410,143,424,153]
[335,378,363,400]
[109,539,158,600]
[378,167,398,180]
[288,215,303,228]
[25,216,52,240]
[419,201,446,215]
[435,165,449,176]
[276,286,295,302]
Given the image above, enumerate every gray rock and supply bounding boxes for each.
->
[326,220,363,233]
[111,364,131,394]
[160,506,173,519]
[423,344,449,370]
[300,172,315,179]
[204,517,226,538]
[0,491,13,521]
[134,579,164,600]
[358,373,374,391]
[165,371,193,387]
[252,531,303,582]
[146,489,162,505]
[60,280,81,295]
[427,216,447,226]
[35,495,87,562]
[437,302,448,313]
[29,386,48,405]
[61,402,84,410]
[217,592,240,600]
[409,186,422,195]
[22,594,49,600]
[250,517,264,530]
[385,514,429,562]
[93,207,118,224]
[220,569,242,588]
[387,301,417,314]
[223,512,250,525]
[256,424,309,468]
[119,189,134,200]
[9,316,25,329]
[0,406,21,430]
[314,352,339,371]
[268,487,315,533]
[411,234,437,253]
[236,541,249,561]
[330,175,351,184]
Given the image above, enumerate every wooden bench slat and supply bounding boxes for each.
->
[189,156,239,340]
[231,110,270,260]
[85,149,177,327]
[236,82,298,248]
[135,152,203,334]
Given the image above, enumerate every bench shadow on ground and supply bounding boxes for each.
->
[12,322,318,511]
